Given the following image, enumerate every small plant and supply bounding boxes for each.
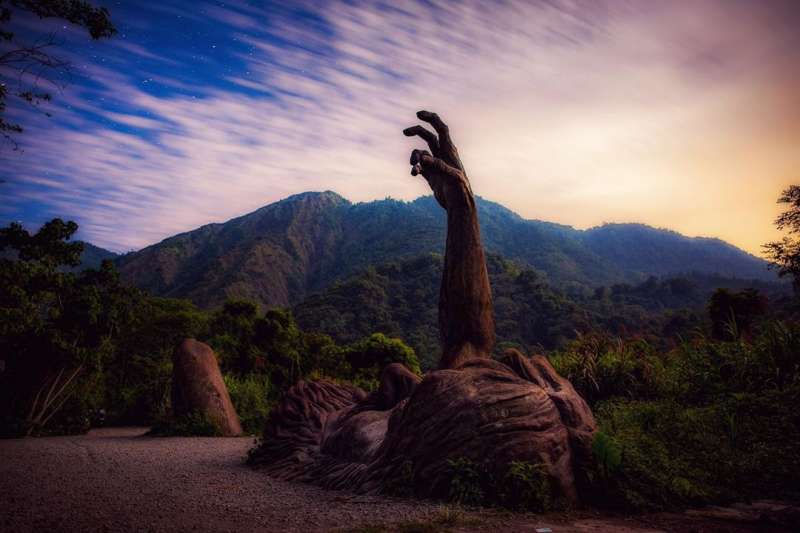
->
[592,431,622,481]
[147,410,222,437]
[446,457,484,506]
[500,461,552,512]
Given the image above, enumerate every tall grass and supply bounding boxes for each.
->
[550,321,800,509]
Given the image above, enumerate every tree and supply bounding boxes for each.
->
[0,218,147,435]
[1,219,85,434]
[0,0,115,148]
[764,185,800,293]
[345,333,421,378]
[708,288,767,341]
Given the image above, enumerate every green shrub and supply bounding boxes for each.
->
[447,457,484,506]
[224,373,270,435]
[566,322,800,510]
[499,461,552,512]
[591,390,800,510]
[147,410,223,437]
[591,431,622,481]
[345,333,422,379]
[446,457,556,512]
[550,333,664,405]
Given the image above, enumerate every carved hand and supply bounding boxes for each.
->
[403,111,473,210]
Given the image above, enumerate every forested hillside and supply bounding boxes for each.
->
[116,192,776,310]
[294,253,785,369]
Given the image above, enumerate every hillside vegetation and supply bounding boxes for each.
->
[295,252,785,370]
[115,192,775,310]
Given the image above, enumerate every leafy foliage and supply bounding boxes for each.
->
[0,0,115,147]
[559,324,800,509]
[708,288,767,340]
[0,220,139,435]
[446,457,484,506]
[764,185,800,295]
[550,334,664,404]
[297,253,779,370]
[591,431,622,481]
[499,461,552,512]
[223,374,270,435]
[446,457,554,511]
[0,219,421,436]
[148,410,222,437]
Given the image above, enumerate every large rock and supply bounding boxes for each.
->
[172,339,243,436]
[250,353,595,502]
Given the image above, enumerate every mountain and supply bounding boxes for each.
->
[1,241,118,271]
[116,191,777,309]
[581,224,769,281]
[74,242,119,271]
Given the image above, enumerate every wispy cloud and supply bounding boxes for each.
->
[2,0,799,254]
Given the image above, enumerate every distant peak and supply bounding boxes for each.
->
[283,190,349,204]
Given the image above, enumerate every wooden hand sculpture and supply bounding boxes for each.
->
[404,111,495,369]
[252,112,596,504]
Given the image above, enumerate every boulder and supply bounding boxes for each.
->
[172,339,243,436]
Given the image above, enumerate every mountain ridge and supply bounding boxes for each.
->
[114,191,775,309]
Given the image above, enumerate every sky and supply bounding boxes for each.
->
[1,0,799,255]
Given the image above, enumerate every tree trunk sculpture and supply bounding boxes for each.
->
[249,112,596,505]
[403,111,495,369]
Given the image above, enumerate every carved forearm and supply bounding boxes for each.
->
[405,111,496,369]
[439,203,495,368]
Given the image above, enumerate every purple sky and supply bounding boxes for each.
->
[2,0,799,255]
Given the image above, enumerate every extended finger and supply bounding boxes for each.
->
[403,125,439,156]
[416,111,451,145]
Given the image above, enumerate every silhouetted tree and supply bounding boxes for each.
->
[0,0,115,148]
[0,219,132,435]
[764,185,800,293]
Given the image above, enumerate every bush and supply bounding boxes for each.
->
[499,461,552,512]
[591,431,622,482]
[447,457,484,506]
[147,410,223,437]
[550,333,664,405]
[345,333,422,379]
[224,374,270,435]
[446,457,556,511]
[569,322,800,510]
[591,389,800,509]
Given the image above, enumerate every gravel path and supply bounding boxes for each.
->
[2,428,795,533]
[0,427,443,532]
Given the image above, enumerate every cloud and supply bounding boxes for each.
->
[3,0,800,255]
